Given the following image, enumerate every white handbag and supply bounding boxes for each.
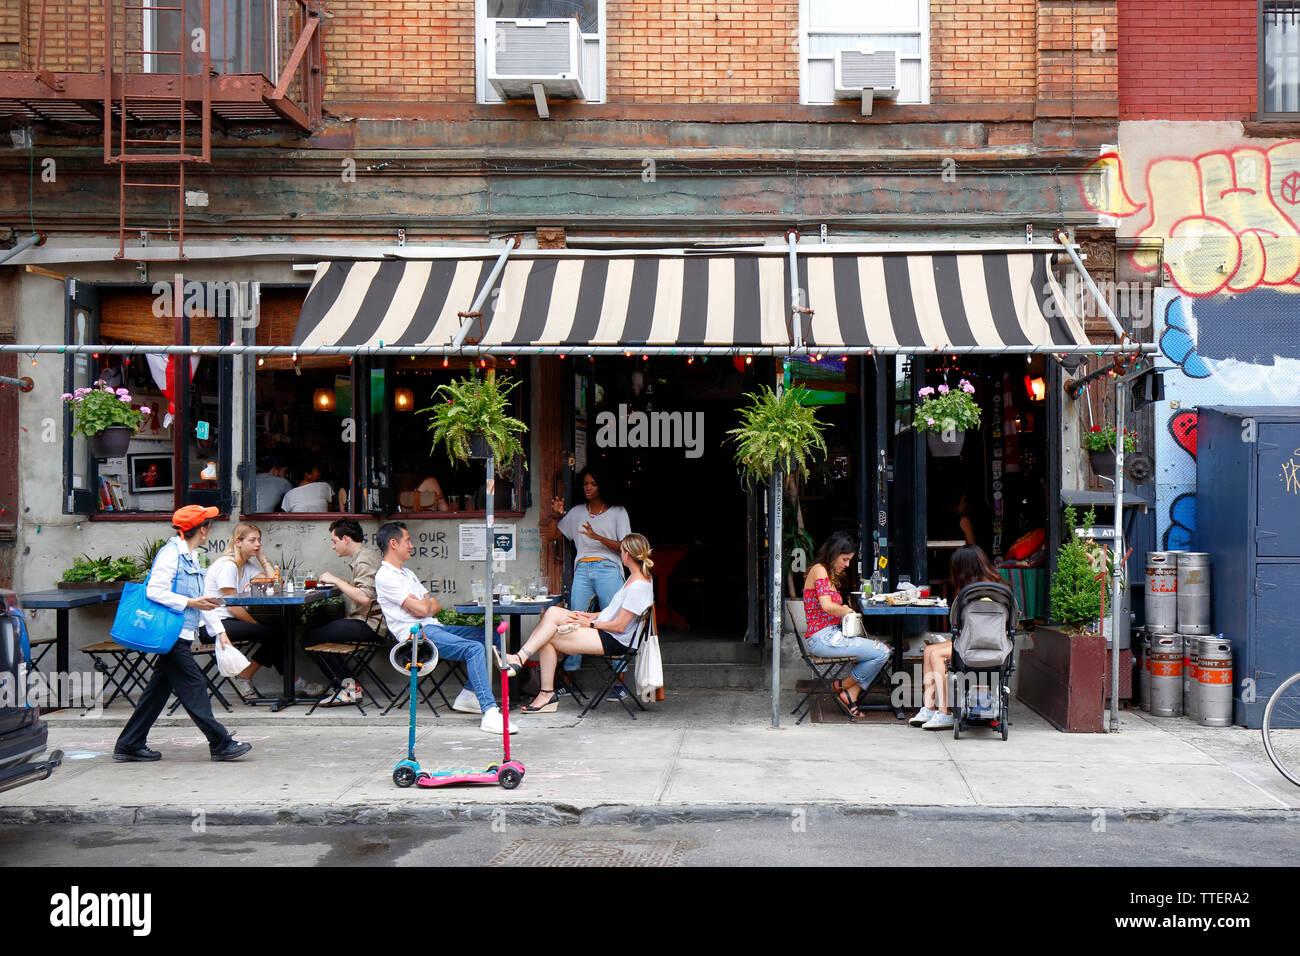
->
[840,612,864,638]
[634,609,664,703]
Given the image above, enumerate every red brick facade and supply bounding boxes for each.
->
[1119,0,1257,120]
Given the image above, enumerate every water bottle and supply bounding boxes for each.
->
[870,568,883,598]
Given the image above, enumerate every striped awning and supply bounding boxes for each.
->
[290,249,1088,353]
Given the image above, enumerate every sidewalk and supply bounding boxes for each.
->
[5,689,1299,825]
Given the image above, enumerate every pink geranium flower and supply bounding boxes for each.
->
[938,384,950,394]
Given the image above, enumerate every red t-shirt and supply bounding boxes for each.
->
[803,575,843,636]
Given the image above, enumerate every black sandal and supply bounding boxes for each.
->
[522,690,559,714]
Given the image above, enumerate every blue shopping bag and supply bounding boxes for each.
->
[110,582,185,654]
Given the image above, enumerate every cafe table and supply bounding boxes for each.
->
[855,598,953,719]
[454,595,562,653]
[18,586,124,681]
[220,586,339,711]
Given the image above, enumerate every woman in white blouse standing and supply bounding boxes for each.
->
[546,466,631,674]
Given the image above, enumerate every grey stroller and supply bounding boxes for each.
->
[947,581,1019,740]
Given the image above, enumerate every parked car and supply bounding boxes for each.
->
[0,589,62,793]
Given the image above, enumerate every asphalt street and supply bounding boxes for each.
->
[4,817,1297,867]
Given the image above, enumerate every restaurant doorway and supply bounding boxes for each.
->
[564,356,763,641]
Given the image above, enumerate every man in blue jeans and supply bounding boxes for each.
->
[373,521,517,735]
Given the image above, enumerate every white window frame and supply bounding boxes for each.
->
[475,0,606,104]
[142,0,280,78]
[799,0,930,106]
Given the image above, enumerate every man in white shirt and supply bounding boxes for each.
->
[373,521,517,735]
[253,457,293,512]
[280,465,335,513]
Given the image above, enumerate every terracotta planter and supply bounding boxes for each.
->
[926,431,966,457]
[87,425,133,460]
[1088,448,1116,477]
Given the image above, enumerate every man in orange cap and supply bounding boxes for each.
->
[114,506,252,762]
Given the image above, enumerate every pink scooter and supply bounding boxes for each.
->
[392,623,525,790]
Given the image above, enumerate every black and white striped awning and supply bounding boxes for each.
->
[290,249,1088,353]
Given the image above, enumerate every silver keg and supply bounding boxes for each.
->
[1149,633,1183,718]
[1176,552,1212,635]
[1196,636,1233,727]
[1137,630,1151,712]
[1145,552,1178,634]
[1181,633,1200,721]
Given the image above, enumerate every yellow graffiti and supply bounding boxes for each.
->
[1283,458,1300,495]
[1083,141,1300,297]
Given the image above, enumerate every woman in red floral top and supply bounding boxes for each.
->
[802,531,890,718]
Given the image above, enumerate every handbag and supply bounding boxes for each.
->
[840,611,864,637]
[110,559,186,654]
[634,607,664,703]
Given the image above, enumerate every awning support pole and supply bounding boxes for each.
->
[451,235,520,348]
[786,230,804,352]
[771,360,784,728]
[1053,228,1129,344]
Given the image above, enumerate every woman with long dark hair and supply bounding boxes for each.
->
[910,544,1002,730]
[803,531,890,718]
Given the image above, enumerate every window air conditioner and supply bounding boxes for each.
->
[488,18,585,115]
[833,47,901,116]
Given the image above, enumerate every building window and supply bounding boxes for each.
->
[800,0,929,105]
[1264,2,1300,113]
[63,283,233,517]
[144,0,278,77]
[476,0,605,104]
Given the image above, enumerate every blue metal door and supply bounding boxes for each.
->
[1252,562,1300,728]
[1257,424,1300,558]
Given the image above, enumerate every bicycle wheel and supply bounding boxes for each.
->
[1262,672,1300,787]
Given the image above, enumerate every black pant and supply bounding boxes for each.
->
[223,617,282,672]
[300,618,385,683]
[115,639,232,753]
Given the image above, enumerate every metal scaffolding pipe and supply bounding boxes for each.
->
[450,235,520,348]
[0,234,43,266]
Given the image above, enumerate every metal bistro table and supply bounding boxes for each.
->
[18,587,124,682]
[856,598,953,719]
[455,595,562,653]
[221,587,339,711]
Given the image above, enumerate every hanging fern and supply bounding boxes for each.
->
[421,372,527,464]
[727,385,828,486]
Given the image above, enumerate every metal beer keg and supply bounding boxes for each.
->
[1149,633,1183,718]
[1196,637,1233,727]
[1145,552,1178,635]
[1176,552,1212,635]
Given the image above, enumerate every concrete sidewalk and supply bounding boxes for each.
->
[5,689,1299,824]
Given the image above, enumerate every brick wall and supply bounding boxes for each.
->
[605,0,798,103]
[1119,0,1256,120]
[324,1,474,100]
[21,0,108,72]
[1036,0,1117,106]
[931,0,1038,103]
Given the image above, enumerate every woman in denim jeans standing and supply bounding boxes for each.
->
[548,466,630,674]
[803,531,889,719]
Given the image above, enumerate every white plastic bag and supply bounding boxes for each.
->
[215,634,251,678]
[634,630,664,703]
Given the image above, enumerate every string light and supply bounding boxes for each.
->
[257,357,265,367]
[442,357,449,368]
[744,355,752,365]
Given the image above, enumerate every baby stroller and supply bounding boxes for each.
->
[946,581,1019,740]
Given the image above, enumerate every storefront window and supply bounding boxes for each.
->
[63,284,233,516]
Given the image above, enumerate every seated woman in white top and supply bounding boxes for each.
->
[503,533,654,714]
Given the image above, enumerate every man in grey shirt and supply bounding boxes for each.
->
[254,458,292,512]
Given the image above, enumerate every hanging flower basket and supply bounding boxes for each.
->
[1083,425,1136,478]
[927,431,966,457]
[1088,448,1116,476]
[87,425,134,460]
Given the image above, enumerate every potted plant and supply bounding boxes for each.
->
[422,373,527,465]
[63,381,149,460]
[915,379,982,457]
[1083,424,1137,478]
[58,554,145,591]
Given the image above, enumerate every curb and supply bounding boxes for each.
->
[2,803,1297,827]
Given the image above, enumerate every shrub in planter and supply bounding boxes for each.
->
[1049,505,1108,633]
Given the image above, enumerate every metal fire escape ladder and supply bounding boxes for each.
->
[104,0,213,259]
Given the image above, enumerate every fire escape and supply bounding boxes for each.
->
[0,0,325,259]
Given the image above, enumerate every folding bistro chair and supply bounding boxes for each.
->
[24,635,57,680]
[380,656,466,717]
[786,603,858,724]
[303,639,388,715]
[578,607,652,720]
[82,640,154,711]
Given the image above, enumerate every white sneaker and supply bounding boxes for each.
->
[479,706,519,735]
[231,677,259,700]
[295,677,328,698]
[922,711,955,730]
[319,686,359,707]
[451,687,483,714]
[909,707,937,727]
